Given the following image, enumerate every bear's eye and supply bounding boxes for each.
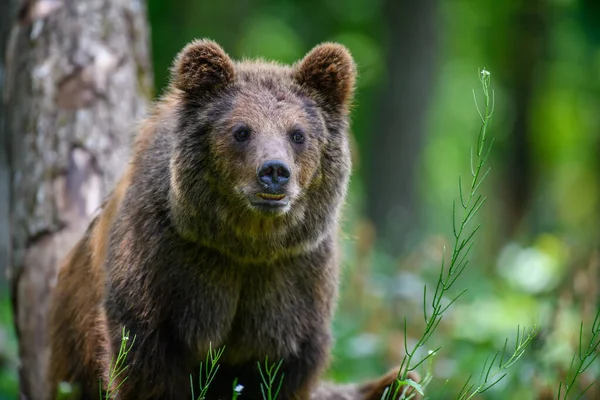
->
[291,129,305,144]
[234,126,251,142]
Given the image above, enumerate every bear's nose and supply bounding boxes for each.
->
[257,160,290,189]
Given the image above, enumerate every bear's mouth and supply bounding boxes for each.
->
[250,193,289,213]
[257,193,286,201]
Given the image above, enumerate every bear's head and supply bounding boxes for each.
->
[167,40,356,258]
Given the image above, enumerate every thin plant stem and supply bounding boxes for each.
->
[383,69,535,400]
[456,325,539,400]
[556,307,600,400]
[258,357,285,400]
[101,327,136,400]
[191,343,226,400]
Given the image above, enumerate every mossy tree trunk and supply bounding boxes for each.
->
[2,0,153,397]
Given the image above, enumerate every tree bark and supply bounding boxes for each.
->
[2,0,153,398]
[366,0,438,256]
[0,0,16,288]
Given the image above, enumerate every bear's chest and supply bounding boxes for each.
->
[180,252,328,363]
[223,268,320,361]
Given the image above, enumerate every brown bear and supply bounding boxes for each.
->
[47,39,415,400]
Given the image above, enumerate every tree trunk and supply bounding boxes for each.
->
[0,0,16,288]
[366,0,438,256]
[2,0,153,398]
[499,0,547,237]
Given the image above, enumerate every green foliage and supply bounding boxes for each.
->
[257,357,285,400]
[380,71,539,400]
[399,69,496,387]
[101,327,136,399]
[191,343,226,400]
[557,307,600,400]
[456,325,539,400]
[0,297,18,399]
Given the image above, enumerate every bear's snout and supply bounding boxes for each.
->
[257,160,291,191]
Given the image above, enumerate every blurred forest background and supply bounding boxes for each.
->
[1,0,600,399]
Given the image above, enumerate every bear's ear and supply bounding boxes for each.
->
[294,43,357,111]
[171,39,235,94]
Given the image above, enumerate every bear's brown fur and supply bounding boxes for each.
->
[47,39,416,400]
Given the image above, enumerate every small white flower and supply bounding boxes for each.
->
[123,336,129,341]
[481,69,490,77]
[234,384,244,393]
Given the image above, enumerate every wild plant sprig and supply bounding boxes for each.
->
[191,343,226,400]
[258,357,285,400]
[456,325,539,400]
[556,307,600,400]
[101,327,136,399]
[384,69,495,400]
[384,352,435,400]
